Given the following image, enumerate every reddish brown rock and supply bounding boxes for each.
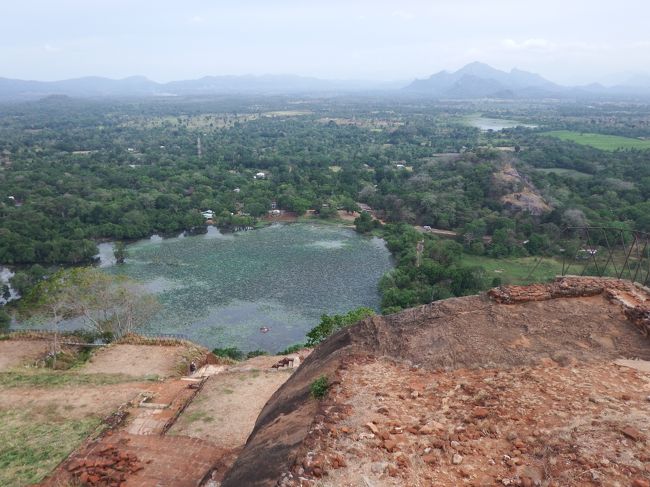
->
[422,453,437,465]
[383,439,398,452]
[472,407,489,419]
[365,422,379,435]
[622,427,645,442]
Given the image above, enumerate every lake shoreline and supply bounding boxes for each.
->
[63,222,393,352]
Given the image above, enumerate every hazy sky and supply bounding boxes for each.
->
[2,0,649,85]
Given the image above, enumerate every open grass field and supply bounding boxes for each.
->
[462,254,565,285]
[0,339,51,371]
[0,408,101,486]
[119,113,260,131]
[0,370,145,388]
[0,370,150,486]
[0,340,206,486]
[169,368,292,447]
[262,110,312,117]
[542,130,650,151]
[464,250,649,286]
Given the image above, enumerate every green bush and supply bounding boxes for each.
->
[305,307,375,347]
[246,349,268,359]
[68,329,113,344]
[0,308,10,332]
[212,347,245,361]
[212,347,270,361]
[354,211,381,234]
[310,375,329,399]
[44,347,94,370]
[278,343,305,355]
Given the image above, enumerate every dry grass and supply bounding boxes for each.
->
[114,333,197,347]
[169,369,292,446]
[0,407,101,486]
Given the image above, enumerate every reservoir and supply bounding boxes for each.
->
[464,115,537,131]
[103,223,392,352]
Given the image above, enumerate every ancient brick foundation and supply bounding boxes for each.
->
[488,276,650,338]
[624,306,650,337]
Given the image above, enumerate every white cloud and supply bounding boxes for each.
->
[43,44,62,53]
[501,38,556,51]
[627,40,650,48]
[391,10,415,21]
[189,15,204,24]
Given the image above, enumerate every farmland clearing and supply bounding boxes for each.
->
[543,130,650,150]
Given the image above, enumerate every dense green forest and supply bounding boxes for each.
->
[2,95,650,314]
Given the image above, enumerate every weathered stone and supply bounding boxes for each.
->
[432,439,445,449]
[452,453,463,465]
[622,427,645,442]
[365,422,379,435]
[383,439,398,452]
[472,407,489,419]
[422,454,437,465]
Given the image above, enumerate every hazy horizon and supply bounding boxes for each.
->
[3,0,649,86]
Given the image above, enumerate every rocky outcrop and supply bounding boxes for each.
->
[490,276,650,338]
[492,163,551,216]
[488,276,619,303]
[221,277,650,487]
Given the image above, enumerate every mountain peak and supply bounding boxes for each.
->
[405,62,559,97]
[457,61,504,75]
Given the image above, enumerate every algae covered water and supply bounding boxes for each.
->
[106,224,392,352]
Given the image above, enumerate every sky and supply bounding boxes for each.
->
[2,0,649,85]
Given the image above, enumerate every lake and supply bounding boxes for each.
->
[464,116,537,131]
[0,266,19,305]
[102,224,392,352]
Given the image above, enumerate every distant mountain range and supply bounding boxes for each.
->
[1,63,649,101]
[404,62,650,99]
[0,74,403,101]
[405,62,561,98]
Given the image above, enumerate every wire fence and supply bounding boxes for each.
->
[526,226,650,285]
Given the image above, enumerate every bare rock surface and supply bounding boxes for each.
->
[222,277,650,487]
